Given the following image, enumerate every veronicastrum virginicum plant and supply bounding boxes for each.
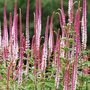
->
[0,0,90,90]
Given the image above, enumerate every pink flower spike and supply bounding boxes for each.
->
[55,30,60,89]
[26,0,30,50]
[74,4,80,52]
[11,1,18,61]
[59,0,66,58]
[60,0,66,28]
[41,16,49,72]
[34,0,42,69]
[35,0,42,51]
[81,0,87,49]
[68,0,73,23]
[3,1,8,47]
[2,2,8,61]
[18,9,24,83]
[71,5,80,90]
[49,12,54,57]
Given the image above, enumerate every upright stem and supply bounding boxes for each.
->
[25,54,30,75]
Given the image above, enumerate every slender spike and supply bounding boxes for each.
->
[18,9,24,83]
[59,0,66,58]
[3,1,8,47]
[2,2,8,61]
[34,0,42,69]
[60,0,65,27]
[41,16,49,72]
[55,29,61,89]
[49,12,54,57]
[35,0,41,50]
[68,0,73,23]
[12,1,18,62]
[74,4,80,52]
[71,5,80,90]
[26,0,30,50]
[81,0,87,49]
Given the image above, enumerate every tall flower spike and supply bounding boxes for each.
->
[26,0,30,50]
[3,1,8,47]
[74,3,80,52]
[60,0,65,27]
[34,0,42,69]
[12,0,17,39]
[68,0,73,23]
[2,2,8,61]
[35,0,42,50]
[11,1,18,62]
[41,16,49,72]
[18,9,24,83]
[49,12,54,57]
[55,30,60,89]
[59,0,66,58]
[82,0,87,49]
[71,5,80,90]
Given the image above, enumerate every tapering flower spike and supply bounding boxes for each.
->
[41,16,49,72]
[60,0,65,28]
[25,0,30,50]
[34,0,42,69]
[71,4,80,90]
[55,30,61,89]
[3,1,8,47]
[59,0,66,58]
[11,1,18,62]
[74,2,81,52]
[48,12,54,57]
[68,0,73,23]
[18,9,24,83]
[2,1,8,61]
[12,0,17,39]
[81,0,87,49]
[35,0,42,50]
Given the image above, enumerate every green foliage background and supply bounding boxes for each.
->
[0,0,90,47]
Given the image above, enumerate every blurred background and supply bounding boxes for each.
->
[0,0,90,48]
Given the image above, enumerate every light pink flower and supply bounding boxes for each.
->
[41,16,49,72]
[82,0,87,49]
[68,0,73,23]
[18,9,24,83]
[49,12,54,57]
[71,5,80,90]
[55,30,60,89]
[26,0,30,50]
